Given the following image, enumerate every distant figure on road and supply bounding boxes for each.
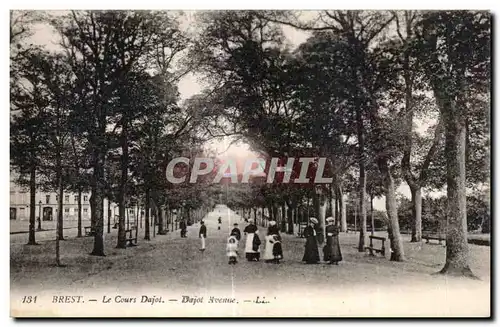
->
[264,220,282,263]
[230,223,241,241]
[226,235,239,264]
[323,217,342,265]
[199,220,207,252]
[244,219,260,261]
[302,218,320,264]
[180,219,187,238]
[218,217,222,230]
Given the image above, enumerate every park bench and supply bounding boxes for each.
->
[84,226,95,237]
[423,233,445,245]
[365,235,386,256]
[125,227,138,246]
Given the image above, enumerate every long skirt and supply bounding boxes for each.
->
[263,236,274,261]
[245,233,260,261]
[323,236,342,263]
[200,236,206,250]
[302,236,320,264]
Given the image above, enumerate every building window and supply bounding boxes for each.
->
[74,195,78,202]
[64,208,70,213]
[83,208,88,214]
[84,195,88,202]
[56,195,59,202]
[65,195,69,203]
[46,195,50,204]
[19,207,26,218]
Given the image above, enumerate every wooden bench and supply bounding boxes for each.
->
[423,234,445,245]
[84,226,95,237]
[365,235,386,256]
[125,228,137,246]
[346,228,358,233]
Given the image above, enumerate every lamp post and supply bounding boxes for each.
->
[37,200,42,231]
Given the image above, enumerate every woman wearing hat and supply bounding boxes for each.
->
[323,217,342,265]
[243,219,261,261]
[302,218,320,264]
[263,221,282,263]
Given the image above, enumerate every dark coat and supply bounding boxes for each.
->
[230,228,241,241]
[302,225,320,263]
[323,225,342,262]
[199,225,207,238]
[180,220,187,230]
[252,233,261,252]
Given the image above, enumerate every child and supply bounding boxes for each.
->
[270,234,283,264]
[226,236,239,264]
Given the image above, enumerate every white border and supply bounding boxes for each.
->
[2,1,498,327]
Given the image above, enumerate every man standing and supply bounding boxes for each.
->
[180,219,187,238]
[218,216,222,230]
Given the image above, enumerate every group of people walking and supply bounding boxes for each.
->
[226,219,283,264]
[192,214,342,266]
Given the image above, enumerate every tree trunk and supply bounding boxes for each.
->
[158,204,166,235]
[56,159,63,265]
[330,184,336,221]
[56,152,65,241]
[357,164,367,252]
[370,195,375,236]
[335,187,340,227]
[77,189,82,237]
[117,124,128,248]
[340,187,347,232]
[90,191,96,229]
[313,187,326,245]
[107,199,111,234]
[410,186,423,242]
[287,203,294,234]
[378,158,405,261]
[90,149,105,257]
[356,99,368,251]
[439,111,473,277]
[27,164,37,245]
[281,204,286,231]
[144,188,151,240]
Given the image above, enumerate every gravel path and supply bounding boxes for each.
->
[11,206,490,317]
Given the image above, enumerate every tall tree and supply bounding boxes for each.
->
[415,11,490,276]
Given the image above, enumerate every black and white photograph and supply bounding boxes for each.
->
[8,8,491,317]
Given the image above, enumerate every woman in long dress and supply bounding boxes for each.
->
[323,217,342,264]
[244,219,260,261]
[263,220,281,263]
[302,218,320,264]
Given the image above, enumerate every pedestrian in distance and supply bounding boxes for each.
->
[180,219,187,238]
[199,220,207,252]
[226,235,239,264]
[218,216,222,230]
